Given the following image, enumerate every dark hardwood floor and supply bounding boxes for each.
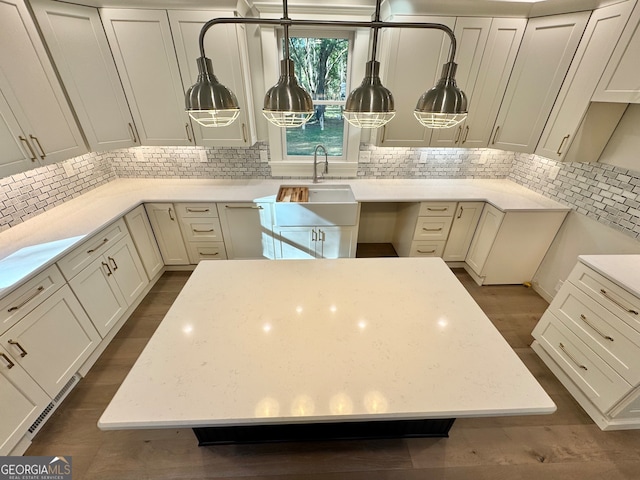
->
[25,251,640,479]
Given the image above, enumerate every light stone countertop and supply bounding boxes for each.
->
[0,178,568,295]
[579,255,640,298]
[98,258,556,430]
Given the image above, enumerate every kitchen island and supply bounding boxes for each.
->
[98,257,555,443]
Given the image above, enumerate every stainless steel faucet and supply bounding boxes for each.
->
[313,144,329,184]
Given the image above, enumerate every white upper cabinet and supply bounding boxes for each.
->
[376,15,456,147]
[490,12,590,153]
[593,1,640,103]
[0,0,87,166]
[536,2,634,162]
[100,8,194,146]
[0,90,35,177]
[169,10,256,147]
[31,0,138,152]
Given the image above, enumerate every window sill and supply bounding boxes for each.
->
[269,161,358,178]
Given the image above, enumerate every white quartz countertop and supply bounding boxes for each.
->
[0,178,567,295]
[579,255,640,298]
[98,258,556,430]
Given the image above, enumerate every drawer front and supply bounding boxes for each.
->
[550,283,640,384]
[186,242,228,264]
[569,262,640,332]
[413,217,453,241]
[533,312,630,412]
[57,218,128,280]
[175,203,218,218]
[418,202,457,217]
[0,265,65,335]
[181,218,224,242]
[410,241,446,257]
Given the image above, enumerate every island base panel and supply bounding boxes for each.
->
[193,418,456,445]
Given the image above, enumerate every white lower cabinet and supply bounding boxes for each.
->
[532,260,640,430]
[274,226,356,259]
[443,202,484,261]
[0,344,50,455]
[124,204,163,279]
[145,203,190,265]
[0,285,100,398]
[176,203,227,263]
[392,202,457,257]
[218,203,273,259]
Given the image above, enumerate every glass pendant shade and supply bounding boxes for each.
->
[343,61,395,128]
[414,62,468,129]
[185,57,240,127]
[262,59,314,128]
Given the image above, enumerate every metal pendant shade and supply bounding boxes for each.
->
[185,57,240,127]
[343,60,396,128]
[414,62,468,129]
[262,59,314,128]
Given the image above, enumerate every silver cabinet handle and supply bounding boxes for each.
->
[108,256,118,271]
[311,229,317,242]
[8,340,28,358]
[30,135,46,159]
[381,125,386,144]
[559,342,587,371]
[427,207,447,212]
[102,261,113,276]
[319,229,326,242]
[457,206,464,219]
[193,228,214,233]
[600,289,638,315]
[186,208,210,213]
[417,249,436,254]
[168,207,175,221]
[242,123,247,143]
[8,286,44,312]
[186,123,193,142]
[461,125,469,144]
[87,238,109,254]
[225,205,263,210]
[492,126,500,145]
[422,227,443,232]
[557,134,570,155]
[19,135,37,161]
[454,125,462,144]
[128,123,138,143]
[0,352,15,369]
[579,314,613,342]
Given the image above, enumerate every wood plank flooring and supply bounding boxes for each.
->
[25,261,640,479]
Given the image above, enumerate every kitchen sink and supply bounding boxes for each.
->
[274,184,358,226]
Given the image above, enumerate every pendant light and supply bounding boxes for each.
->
[414,61,468,128]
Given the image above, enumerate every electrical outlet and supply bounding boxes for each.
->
[135,148,145,162]
[478,151,490,164]
[62,161,75,177]
[199,149,208,162]
[259,150,269,163]
[548,165,560,180]
[359,151,371,163]
[554,279,564,292]
[419,151,429,163]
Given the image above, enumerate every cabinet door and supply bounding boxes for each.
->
[491,12,590,153]
[465,203,504,276]
[0,90,35,177]
[218,203,271,259]
[69,254,127,338]
[124,204,164,278]
[31,0,138,151]
[101,8,194,146]
[144,203,190,265]
[108,236,148,306]
[377,15,455,147]
[429,17,492,147]
[458,18,526,148]
[0,345,50,455]
[536,2,634,161]
[594,2,640,103]
[317,226,355,259]
[0,0,87,164]
[443,202,484,262]
[1,285,100,398]
[169,10,256,147]
[274,227,315,259]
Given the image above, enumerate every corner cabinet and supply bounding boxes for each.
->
[144,203,190,265]
[124,204,164,279]
[31,0,138,152]
[169,10,256,147]
[0,0,87,167]
[490,12,590,153]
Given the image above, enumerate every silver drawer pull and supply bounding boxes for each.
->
[417,249,436,254]
[580,314,613,342]
[87,238,109,254]
[186,208,210,213]
[427,207,448,212]
[8,286,44,312]
[8,339,28,358]
[422,227,443,232]
[600,289,639,315]
[200,252,219,256]
[193,228,214,233]
[225,205,264,209]
[559,342,587,371]
[0,353,15,369]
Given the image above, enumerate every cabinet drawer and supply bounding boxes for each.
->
[569,262,640,333]
[175,203,218,218]
[550,283,640,385]
[186,242,227,263]
[413,217,453,241]
[533,312,630,412]
[1,265,65,335]
[410,241,446,257]
[418,202,457,217]
[56,219,128,280]
[180,218,224,242]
